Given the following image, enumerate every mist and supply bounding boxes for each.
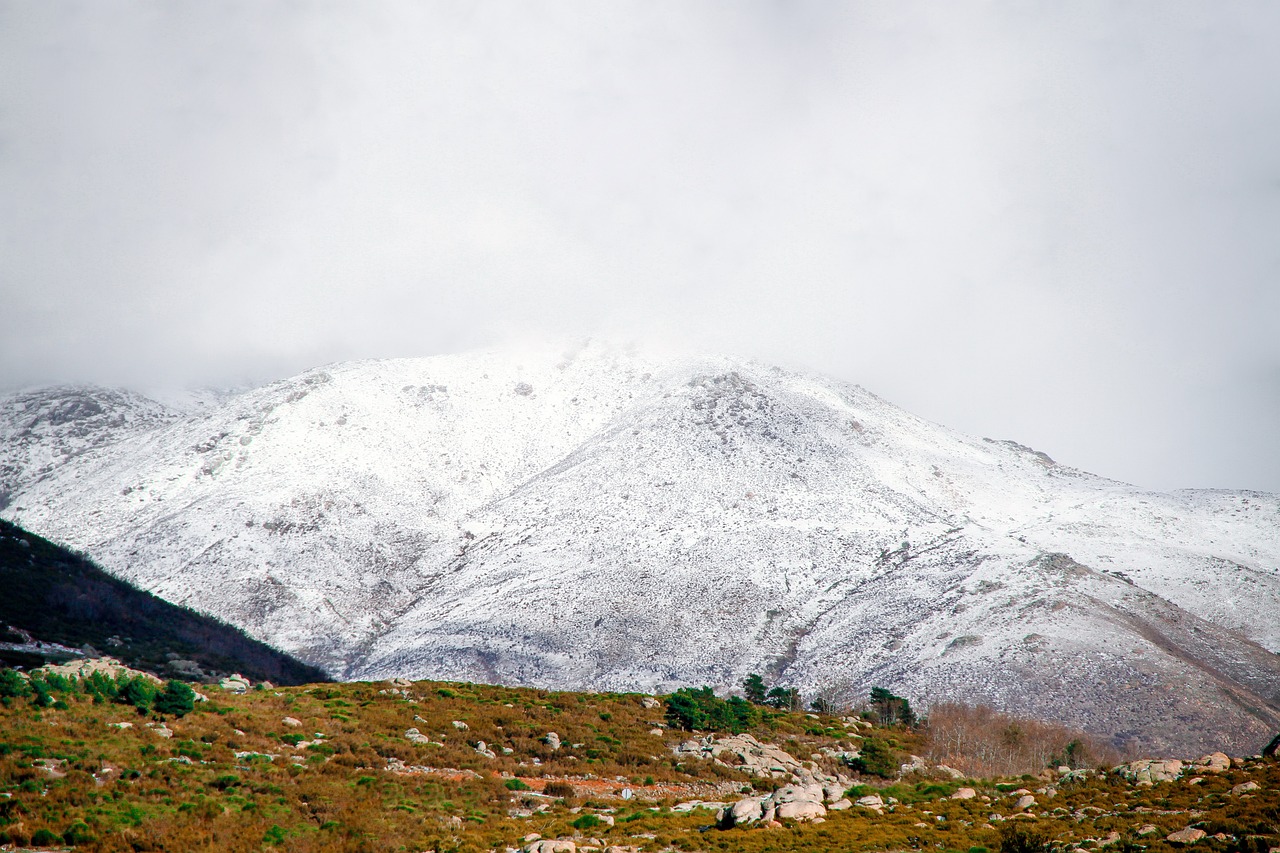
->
[2,1,1278,492]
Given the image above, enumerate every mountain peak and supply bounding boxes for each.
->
[2,347,1277,753]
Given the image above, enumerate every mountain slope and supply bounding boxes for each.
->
[0,517,329,684]
[2,342,1278,753]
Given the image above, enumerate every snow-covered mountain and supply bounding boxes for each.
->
[3,342,1278,754]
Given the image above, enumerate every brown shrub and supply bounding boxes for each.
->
[924,702,1123,777]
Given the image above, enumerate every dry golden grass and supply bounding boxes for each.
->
[0,677,1275,852]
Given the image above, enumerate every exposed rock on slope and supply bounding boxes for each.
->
[3,342,1279,753]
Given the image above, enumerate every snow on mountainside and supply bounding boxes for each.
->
[3,342,1279,754]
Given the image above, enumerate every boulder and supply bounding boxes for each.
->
[828,798,852,810]
[404,728,430,744]
[282,717,302,727]
[775,801,826,821]
[952,787,978,800]
[1137,825,1160,836]
[1231,781,1260,795]
[1166,828,1207,844]
[771,783,825,805]
[856,794,885,811]
[526,841,576,853]
[544,732,561,750]
[721,797,764,827]
[452,720,469,731]
[641,696,660,709]
[475,741,496,759]
[936,764,965,779]
[899,754,927,774]
[1014,795,1036,811]
[823,783,846,803]
[1193,752,1231,774]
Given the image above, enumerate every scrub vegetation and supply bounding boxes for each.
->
[0,671,1275,853]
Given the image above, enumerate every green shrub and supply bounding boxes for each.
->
[664,687,760,733]
[153,680,195,717]
[116,675,156,712]
[572,814,602,829]
[63,821,95,845]
[849,736,899,778]
[998,821,1049,853]
[505,778,531,791]
[0,669,30,699]
[31,828,60,845]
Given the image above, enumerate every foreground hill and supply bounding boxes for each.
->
[3,342,1279,753]
[0,518,328,685]
[0,673,1276,853]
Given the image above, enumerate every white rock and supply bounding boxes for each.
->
[776,801,826,821]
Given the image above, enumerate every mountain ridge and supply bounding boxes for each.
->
[2,342,1277,753]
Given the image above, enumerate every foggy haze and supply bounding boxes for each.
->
[2,1,1278,492]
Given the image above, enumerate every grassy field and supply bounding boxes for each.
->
[0,673,1275,853]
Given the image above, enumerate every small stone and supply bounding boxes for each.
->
[282,717,302,727]
[1137,825,1160,836]
[452,720,469,730]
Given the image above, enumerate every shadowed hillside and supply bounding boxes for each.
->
[0,518,329,685]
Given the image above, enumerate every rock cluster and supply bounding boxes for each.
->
[673,733,852,789]
[717,781,856,828]
[1112,759,1183,785]
[40,656,162,684]
[219,673,251,693]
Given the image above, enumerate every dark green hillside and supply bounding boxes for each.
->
[0,518,328,685]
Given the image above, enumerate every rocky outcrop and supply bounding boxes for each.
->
[1190,752,1231,773]
[673,733,852,793]
[1113,759,1183,785]
[717,780,847,827]
[219,673,251,693]
[40,656,162,684]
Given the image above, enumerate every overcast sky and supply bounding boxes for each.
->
[2,1,1278,493]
